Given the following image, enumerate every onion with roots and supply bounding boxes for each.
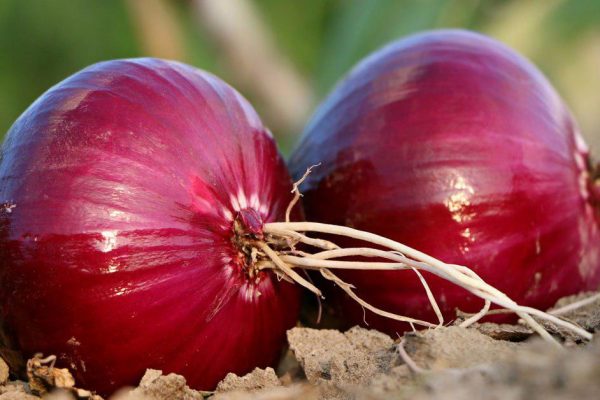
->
[0,38,595,397]
[0,58,300,395]
[288,29,600,334]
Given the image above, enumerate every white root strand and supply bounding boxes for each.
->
[279,255,411,270]
[265,222,592,343]
[314,248,590,340]
[267,223,508,299]
[549,292,600,316]
[462,292,600,326]
[268,229,339,251]
[397,339,424,374]
[319,268,437,328]
[409,266,444,327]
[257,242,322,297]
[281,250,444,326]
[285,253,566,341]
[477,293,590,341]
[459,300,491,328]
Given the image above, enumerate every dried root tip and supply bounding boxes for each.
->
[285,163,320,223]
[27,354,74,395]
[26,354,102,399]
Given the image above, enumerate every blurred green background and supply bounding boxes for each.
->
[1,0,599,153]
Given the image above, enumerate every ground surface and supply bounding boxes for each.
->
[1,291,599,400]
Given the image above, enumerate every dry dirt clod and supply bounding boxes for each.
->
[402,326,522,370]
[216,367,280,393]
[0,371,36,400]
[123,369,205,400]
[284,325,523,399]
[276,349,304,385]
[287,326,394,386]
[325,326,600,400]
[345,326,527,399]
[406,338,600,400]
[212,384,318,400]
[0,357,8,385]
[0,393,39,400]
[470,322,533,341]
[287,326,397,399]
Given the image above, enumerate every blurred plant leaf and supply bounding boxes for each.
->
[0,0,137,139]
[315,0,450,96]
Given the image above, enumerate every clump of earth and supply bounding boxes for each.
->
[1,291,599,400]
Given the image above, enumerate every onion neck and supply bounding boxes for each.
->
[232,208,265,279]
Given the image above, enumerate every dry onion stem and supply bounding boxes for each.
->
[256,169,594,348]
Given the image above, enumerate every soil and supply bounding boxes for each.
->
[1,291,599,400]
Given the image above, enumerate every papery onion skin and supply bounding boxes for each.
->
[0,58,299,395]
[289,29,600,334]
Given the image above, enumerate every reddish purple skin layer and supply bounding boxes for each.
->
[290,30,600,334]
[0,58,299,395]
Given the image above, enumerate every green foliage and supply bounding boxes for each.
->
[0,0,138,137]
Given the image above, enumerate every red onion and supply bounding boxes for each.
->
[289,30,600,334]
[0,58,299,395]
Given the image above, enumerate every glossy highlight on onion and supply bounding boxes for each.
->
[289,29,600,334]
[0,58,299,395]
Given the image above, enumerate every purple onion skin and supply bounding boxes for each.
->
[290,30,600,334]
[0,58,299,395]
